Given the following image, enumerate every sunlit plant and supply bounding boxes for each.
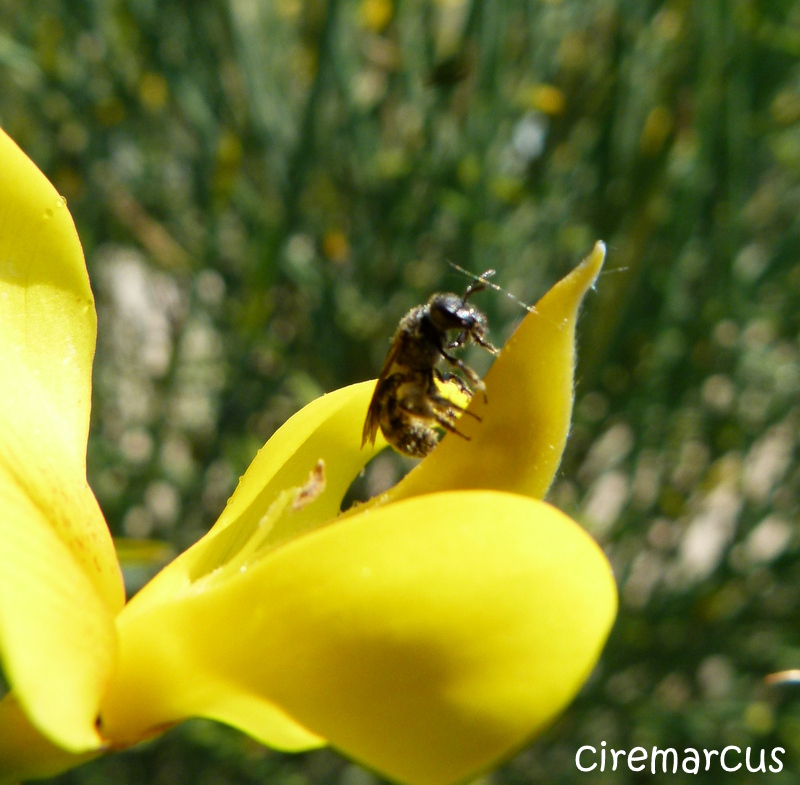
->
[0,127,616,785]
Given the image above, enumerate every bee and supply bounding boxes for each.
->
[361,272,500,458]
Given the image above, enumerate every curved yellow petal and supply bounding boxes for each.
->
[387,241,606,503]
[123,381,384,609]
[0,694,97,784]
[0,466,117,752]
[88,382,384,752]
[0,128,94,464]
[210,380,384,540]
[0,129,122,751]
[100,491,616,785]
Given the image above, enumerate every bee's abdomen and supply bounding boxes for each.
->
[377,373,438,458]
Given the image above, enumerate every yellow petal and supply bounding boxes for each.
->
[0,129,94,477]
[100,491,616,785]
[0,694,97,785]
[388,241,606,503]
[91,382,383,752]
[124,381,383,608]
[0,129,122,751]
[210,380,385,542]
[0,467,117,752]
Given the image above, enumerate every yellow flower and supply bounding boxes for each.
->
[0,127,616,785]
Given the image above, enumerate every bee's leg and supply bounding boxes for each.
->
[449,328,498,355]
[396,397,472,442]
[446,330,468,350]
[432,370,481,421]
[424,406,472,441]
[440,350,488,402]
[429,392,478,425]
[429,410,471,441]
[473,334,499,355]
[434,368,471,395]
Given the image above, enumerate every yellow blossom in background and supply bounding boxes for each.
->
[322,229,350,263]
[518,83,566,116]
[639,105,673,156]
[138,72,169,112]
[359,0,393,33]
[0,127,616,785]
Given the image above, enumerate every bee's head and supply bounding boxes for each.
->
[427,292,486,333]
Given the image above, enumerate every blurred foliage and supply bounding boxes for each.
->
[2,0,800,782]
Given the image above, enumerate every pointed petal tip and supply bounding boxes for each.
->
[585,239,606,282]
[563,239,606,297]
[385,241,608,502]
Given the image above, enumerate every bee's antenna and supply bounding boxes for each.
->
[449,262,536,313]
[599,265,630,276]
[462,268,494,302]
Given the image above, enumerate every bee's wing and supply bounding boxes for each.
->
[361,393,381,448]
[361,340,400,448]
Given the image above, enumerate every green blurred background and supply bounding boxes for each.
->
[3,0,800,782]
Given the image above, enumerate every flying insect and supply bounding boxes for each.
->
[361,272,499,458]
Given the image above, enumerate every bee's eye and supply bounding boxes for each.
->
[428,294,464,329]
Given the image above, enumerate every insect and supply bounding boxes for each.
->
[361,271,500,458]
